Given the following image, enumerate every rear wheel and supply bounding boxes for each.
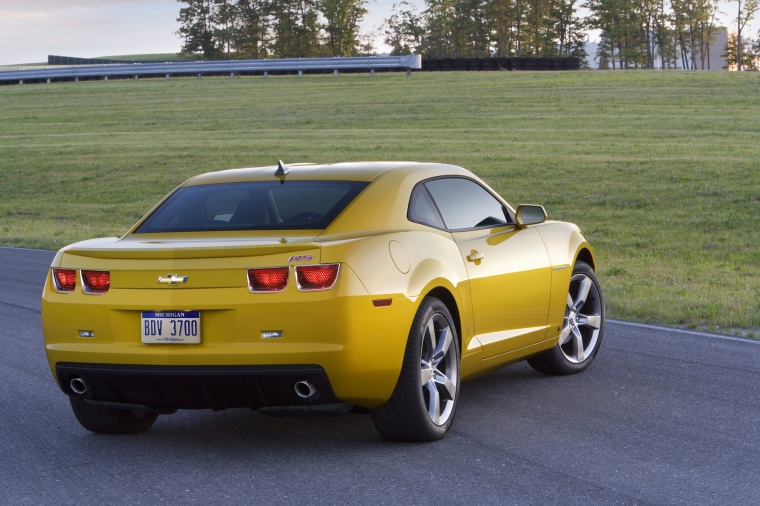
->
[69,397,158,434]
[528,260,605,375]
[371,297,460,442]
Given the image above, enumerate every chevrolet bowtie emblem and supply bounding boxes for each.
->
[157,274,188,285]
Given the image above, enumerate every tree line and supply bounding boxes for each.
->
[177,0,760,69]
[177,0,370,59]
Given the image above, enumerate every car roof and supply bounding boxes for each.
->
[182,161,471,186]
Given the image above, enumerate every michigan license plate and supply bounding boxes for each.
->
[141,311,201,344]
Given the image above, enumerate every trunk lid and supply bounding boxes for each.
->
[59,232,322,290]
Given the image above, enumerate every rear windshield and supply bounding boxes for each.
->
[135,181,368,233]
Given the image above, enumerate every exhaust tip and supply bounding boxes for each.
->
[294,380,318,399]
[69,377,88,395]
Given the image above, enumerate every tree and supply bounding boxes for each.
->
[419,0,456,58]
[214,0,236,59]
[554,0,588,60]
[722,31,757,69]
[735,0,760,70]
[489,0,518,56]
[671,0,720,70]
[319,0,368,56]
[177,0,221,59]
[652,0,676,68]
[753,30,760,67]
[584,0,630,68]
[271,0,321,57]
[384,2,425,55]
[232,0,272,59]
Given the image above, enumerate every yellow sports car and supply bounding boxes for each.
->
[41,161,604,441]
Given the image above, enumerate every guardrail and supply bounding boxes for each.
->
[0,55,423,85]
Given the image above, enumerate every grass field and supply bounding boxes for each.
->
[0,71,757,335]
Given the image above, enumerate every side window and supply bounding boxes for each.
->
[408,184,446,229]
[424,178,510,231]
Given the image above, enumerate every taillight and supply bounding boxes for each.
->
[81,270,110,294]
[248,267,289,292]
[296,264,340,291]
[52,269,77,292]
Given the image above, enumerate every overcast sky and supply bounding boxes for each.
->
[0,0,755,66]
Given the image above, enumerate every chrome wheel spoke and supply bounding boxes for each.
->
[422,319,436,362]
[572,326,585,362]
[431,326,452,367]
[435,372,456,401]
[558,321,572,345]
[572,276,592,312]
[425,381,442,424]
[580,314,602,330]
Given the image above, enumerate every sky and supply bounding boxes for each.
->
[0,0,756,66]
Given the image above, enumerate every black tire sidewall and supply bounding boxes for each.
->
[371,296,460,441]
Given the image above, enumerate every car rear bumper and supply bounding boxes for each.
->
[57,363,342,410]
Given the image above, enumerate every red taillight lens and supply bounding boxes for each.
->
[296,264,340,291]
[82,270,110,293]
[53,269,77,292]
[248,267,289,292]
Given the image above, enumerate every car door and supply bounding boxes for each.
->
[421,177,552,358]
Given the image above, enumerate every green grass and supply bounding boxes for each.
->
[0,71,758,335]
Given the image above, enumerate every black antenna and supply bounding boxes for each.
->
[275,160,290,177]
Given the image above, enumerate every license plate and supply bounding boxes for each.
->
[141,311,201,344]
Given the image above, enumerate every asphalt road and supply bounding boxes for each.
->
[2,246,759,505]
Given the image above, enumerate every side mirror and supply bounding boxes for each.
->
[515,205,547,228]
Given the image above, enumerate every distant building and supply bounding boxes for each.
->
[707,28,729,70]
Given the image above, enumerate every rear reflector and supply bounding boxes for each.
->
[248,267,289,292]
[82,270,111,293]
[296,264,340,291]
[53,269,76,292]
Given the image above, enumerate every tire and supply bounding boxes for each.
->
[528,260,605,375]
[69,397,158,434]
[371,297,460,442]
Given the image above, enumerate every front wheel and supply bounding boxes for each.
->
[371,297,460,442]
[69,397,158,434]
[528,260,605,375]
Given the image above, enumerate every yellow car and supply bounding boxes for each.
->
[41,161,604,441]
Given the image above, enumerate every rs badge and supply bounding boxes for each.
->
[288,255,314,262]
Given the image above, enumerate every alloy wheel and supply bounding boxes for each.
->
[559,272,603,363]
[420,313,458,425]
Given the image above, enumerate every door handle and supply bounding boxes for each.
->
[467,250,485,262]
